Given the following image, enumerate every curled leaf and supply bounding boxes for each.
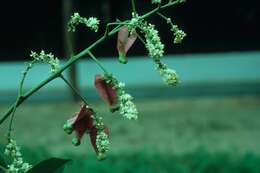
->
[94,74,119,112]
[117,26,137,64]
[63,104,94,146]
[27,158,71,173]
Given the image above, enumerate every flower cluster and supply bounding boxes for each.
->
[166,19,187,44]
[127,13,143,31]
[155,61,179,86]
[140,22,165,61]
[171,25,186,44]
[90,114,110,160]
[63,104,109,160]
[127,13,165,61]
[95,74,138,120]
[151,0,161,4]
[95,130,110,158]
[68,12,100,32]
[30,50,60,73]
[4,139,31,173]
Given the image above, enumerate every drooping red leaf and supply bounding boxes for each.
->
[117,26,137,64]
[94,74,118,111]
[65,104,94,145]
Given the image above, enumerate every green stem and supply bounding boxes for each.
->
[7,97,19,140]
[60,75,89,105]
[7,61,35,139]
[0,165,7,172]
[157,12,169,21]
[141,0,180,19]
[131,0,137,13]
[0,0,182,125]
[104,22,125,36]
[136,31,146,45]
[87,50,108,74]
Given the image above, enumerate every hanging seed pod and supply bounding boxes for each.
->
[117,26,137,64]
[94,74,119,112]
[63,104,94,146]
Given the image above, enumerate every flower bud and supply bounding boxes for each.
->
[72,137,81,146]
[63,123,73,134]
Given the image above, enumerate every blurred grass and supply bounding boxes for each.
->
[1,96,260,172]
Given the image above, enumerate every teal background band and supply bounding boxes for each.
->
[0,51,260,103]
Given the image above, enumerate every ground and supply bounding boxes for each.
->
[0,96,260,173]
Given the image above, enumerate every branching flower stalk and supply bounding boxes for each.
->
[156,12,186,44]
[4,140,32,173]
[0,0,185,125]
[0,0,188,167]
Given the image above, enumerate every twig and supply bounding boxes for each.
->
[60,75,89,105]
[0,0,182,125]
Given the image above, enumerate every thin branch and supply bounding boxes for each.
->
[87,50,108,74]
[0,0,182,125]
[136,31,146,45]
[157,12,169,21]
[60,75,89,105]
[0,165,7,172]
[7,61,35,139]
[131,0,137,13]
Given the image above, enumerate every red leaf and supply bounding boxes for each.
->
[94,74,118,110]
[65,104,94,145]
[117,26,137,64]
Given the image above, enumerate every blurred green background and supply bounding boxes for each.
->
[1,52,260,173]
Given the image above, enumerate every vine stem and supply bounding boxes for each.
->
[131,0,137,13]
[7,61,35,139]
[0,0,182,125]
[156,12,169,21]
[60,75,89,105]
[0,165,7,172]
[87,50,108,74]
[136,31,146,45]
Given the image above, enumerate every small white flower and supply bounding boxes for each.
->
[140,22,165,60]
[96,131,110,153]
[86,17,100,32]
[170,25,186,44]
[156,62,179,86]
[103,74,138,120]
[118,92,138,120]
[174,29,186,44]
[118,82,125,88]
[5,139,31,173]
[68,12,100,32]
[127,13,142,31]
[30,50,60,73]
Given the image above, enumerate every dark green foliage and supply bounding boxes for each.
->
[20,150,260,173]
[0,153,7,173]
[27,158,71,173]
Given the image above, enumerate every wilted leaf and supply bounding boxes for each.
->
[117,26,137,64]
[27,158,71,173]
[94,74,119,111]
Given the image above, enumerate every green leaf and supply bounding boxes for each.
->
[0,153,7,173]
[27,158,71,173]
